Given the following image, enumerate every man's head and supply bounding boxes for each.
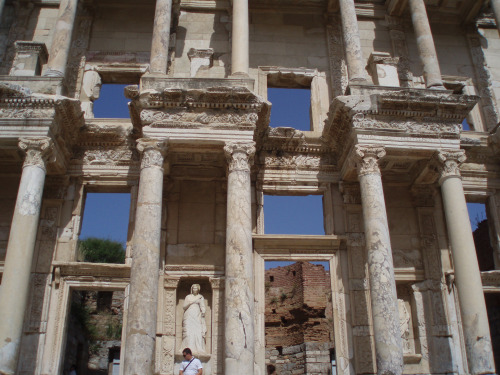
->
[182,348,193,360]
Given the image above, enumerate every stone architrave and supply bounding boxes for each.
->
[339,0,367,82]
[150,0,173,74]
[223,141,256,375]
[408,0,444,89]
[435,150,496,375]
[354,145,403,375]
[44,0,79,77]
[123,138,168,375]
[0,137,54,375]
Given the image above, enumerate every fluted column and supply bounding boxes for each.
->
[355,145,403,375]
[223,141,255,375]
[43,0,78,77]
[339,0,367,82]
[492,0,500,37]
[436,150,495,375]
[231,0,249,75]
[150,0,172,74]
[408,0,444,89]
[0,137,53,375]
[123,138,167,375]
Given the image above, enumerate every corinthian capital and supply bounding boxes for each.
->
[18,137,54,171]
[435,149,466,183]
[137,138,168,169]
[224,141,256,173]
[354,145,386,177]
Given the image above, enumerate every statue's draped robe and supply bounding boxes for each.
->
[182,294,207,353]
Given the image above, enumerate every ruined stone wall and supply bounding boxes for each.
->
[266,342,333,375]
[265,262,333,352]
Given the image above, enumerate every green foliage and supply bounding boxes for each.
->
[105,322,122,340]
[280,292,287,302]
[79,237,125,264]
[270,297,278,304]
[71,298,98,341]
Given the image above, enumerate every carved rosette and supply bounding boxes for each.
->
[354,145,386,177]
[137,138,168,169]
[224,141,256,173]
[18,137,54,171]
[435,150,466,183]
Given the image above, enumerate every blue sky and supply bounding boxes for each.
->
[85,84,487,268]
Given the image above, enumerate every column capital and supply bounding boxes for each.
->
[137,138,168,169]
[224,141,256,173]
[354,144,386,177]
[435,149,466,184]
[18,137,54,171]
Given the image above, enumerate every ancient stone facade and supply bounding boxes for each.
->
[0,0,499,375]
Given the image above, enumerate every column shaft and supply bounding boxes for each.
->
[408,0,444,88]
[231,0,249,75]
[492,0,500,37]
[150,0,172,74]
[355,145,403,375]
[0,138,52,375]
[437,151,495,375]
[123,139,167,375]
[339,0,366,82]
[44,0,78,77]
[224,142,255,375]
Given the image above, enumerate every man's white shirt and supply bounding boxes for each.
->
[180,357,203,375]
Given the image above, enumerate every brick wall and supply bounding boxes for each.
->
[265,261,334,373]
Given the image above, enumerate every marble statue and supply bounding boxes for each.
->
[182,284,207,354]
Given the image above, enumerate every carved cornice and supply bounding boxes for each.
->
[354,145,386,177]
[137,138,168,169]
[125,86,269,135]
[224,141,256,173]
[322,90,479,160]
[435,149,466,183]
[19,137,54,171]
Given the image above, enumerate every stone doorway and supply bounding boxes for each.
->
[253,235,352,375]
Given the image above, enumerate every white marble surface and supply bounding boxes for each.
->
[0,138,52,375]
[224,142,255,375]
[123,139,167,375]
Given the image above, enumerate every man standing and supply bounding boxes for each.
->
[180,348,203,375]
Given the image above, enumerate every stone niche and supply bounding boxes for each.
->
[174,278,213,373]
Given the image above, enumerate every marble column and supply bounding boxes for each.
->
[436,150,496,375]
[492,0,500,37]
[223,141,256,375]
[150,0,172,74]
[43,0,78,77]
[0,137,53,375]
[408,0,444,89]
[354,145,403,375]
[231,0,249,75]
[339,0,367,82]
[123,138,167,375]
